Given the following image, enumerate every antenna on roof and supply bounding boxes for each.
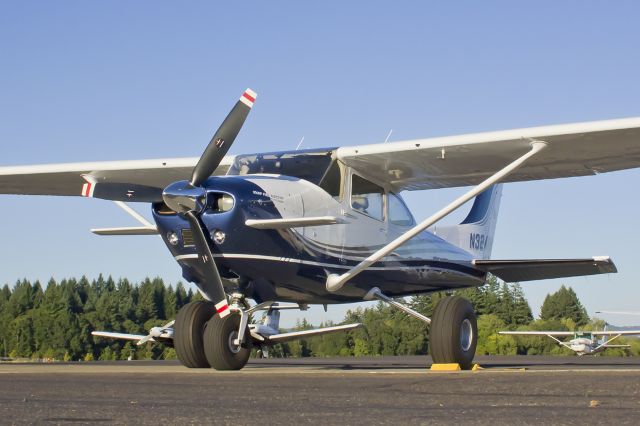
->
[296,136,305,150]
[384,129,393,143]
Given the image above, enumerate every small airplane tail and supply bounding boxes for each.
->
[432,184,503,260]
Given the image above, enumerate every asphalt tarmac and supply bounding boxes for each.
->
[1,356,640,425]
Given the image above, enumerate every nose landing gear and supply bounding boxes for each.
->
[203,313,252,370]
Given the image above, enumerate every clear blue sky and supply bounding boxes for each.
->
[1,2,639,327]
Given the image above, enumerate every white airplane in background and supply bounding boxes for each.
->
[499,329,640,356]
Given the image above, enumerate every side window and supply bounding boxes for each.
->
[388,193,414,226]
[351,174,384,221]
[319,159,342,198]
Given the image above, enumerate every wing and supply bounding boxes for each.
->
[472,257,616,282]
[4,117,640,198]
[91,331,149,342]
[499,331,574,336]
[337,117,640,191]
[591,330,640,336]
[0,156,234,202]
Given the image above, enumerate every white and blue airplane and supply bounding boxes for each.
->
[1,88,639,370]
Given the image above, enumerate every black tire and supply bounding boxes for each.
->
[203,313,252,370]
[174,301,215,368]
[429,295,477,370]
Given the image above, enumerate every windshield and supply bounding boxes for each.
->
[228,148,337,187]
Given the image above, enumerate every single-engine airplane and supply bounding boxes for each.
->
[1,88,640,370]
[498,329,640,356]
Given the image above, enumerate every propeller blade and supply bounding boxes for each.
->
[184,211,230,318]
[190,88,257,187]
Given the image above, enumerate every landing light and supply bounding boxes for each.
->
[167,232,179,246]
[216,194,234,212]
[213,229,226,244]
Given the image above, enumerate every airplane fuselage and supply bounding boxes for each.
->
[153,173,486,304]
[569,338,598,355]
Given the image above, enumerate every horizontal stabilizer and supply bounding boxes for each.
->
[91,226,158,235]
[473,257,616,282]
[264,323,362,344]
[245,216,343,229]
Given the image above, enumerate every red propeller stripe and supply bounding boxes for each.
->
[215,300,230,317]
[242,92,255,103]
[239,88,257,108]
[81,182,93,197]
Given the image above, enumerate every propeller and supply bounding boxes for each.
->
[162,88,257,317]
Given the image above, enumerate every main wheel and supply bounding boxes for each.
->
[429,295,477,370]
[203,313,252,370]
[174,301,215,368]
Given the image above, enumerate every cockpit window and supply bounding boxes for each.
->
[351,174,383,221]
[228,149,336,186]
[388,193,415,226]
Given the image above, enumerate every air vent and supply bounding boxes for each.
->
[181,229,194,247]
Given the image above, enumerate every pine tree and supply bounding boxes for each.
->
[540,285,589,326]
[511,283,533,325]
[136,278,158,324]
[495,282,514,324]
[163,285,177,320]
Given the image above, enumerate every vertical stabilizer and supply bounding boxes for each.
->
[432,184,503,259]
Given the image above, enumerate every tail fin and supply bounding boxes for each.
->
[432,184,503,259]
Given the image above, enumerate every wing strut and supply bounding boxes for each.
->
[593,333,624,352]
[91,201,158,235]
[545,334,575,351]
[364,287,431,324]
[326,140,549,292]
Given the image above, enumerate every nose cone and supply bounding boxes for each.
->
[162,180,207,213]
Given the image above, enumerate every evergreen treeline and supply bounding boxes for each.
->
[0,275,198,361]
[1,275,638,361]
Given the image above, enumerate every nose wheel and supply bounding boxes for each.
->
[203,312,252,370]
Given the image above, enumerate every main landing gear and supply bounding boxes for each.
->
[366,287,477,370]
[174,290,478,370]
[174,301,214,368]
[174,296,348,370]
[429,296,477,369]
